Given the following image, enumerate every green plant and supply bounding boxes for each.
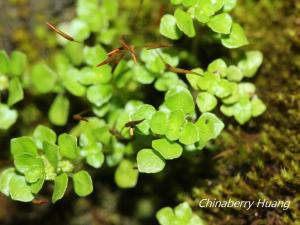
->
[0,0,265,218]
[0,50,26,129]
[156,202,205,225]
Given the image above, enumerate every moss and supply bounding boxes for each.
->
[190,0,300,224]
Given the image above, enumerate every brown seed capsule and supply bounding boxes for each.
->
[46,22,80,43]
[156,51,203,76]
[73,109,90,122]
[32,198,49,205]
[124,119,145,128]
[119,36,138,63]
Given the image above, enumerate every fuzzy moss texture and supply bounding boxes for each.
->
[190,1,300,224]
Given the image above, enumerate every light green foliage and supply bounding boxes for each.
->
[0,0,266,207]
[7,77,23,106]
[31,63,57,94]
[174,9,195,38]
[165,86,195,114]
[186,51,264,124]
[11,136,38,157]
[221,23,249,48]
[82,144,105,168]
[238,51,263,77]
[150,111,169,135]
[34,125,57,148]
[49,95,70,126]
[152,138,183,160]
[0,168,15,196]
[61,68,86,97]
[87,84,112,107]
[1,125,97,202]
[166,110,185,141]
[226,65,243,81]
[223,0,237,12]
[164,0,248,48]
[52,173,68,203]
[0,50,10,74]
[196,92,218,112]
[156,202,205,225]
[72,170,93,196]
[195,113,225,149]
[114,159,139,188]
[10,51,27,76]
[208,59,227,77]
[9,175,34,202]
[0,50,27,129]
[0,104,18,130]
[160,14,182,40]
[179,122,200,145]
[208,13,232,34]
[58,133,79,160]
[137,149,165,173]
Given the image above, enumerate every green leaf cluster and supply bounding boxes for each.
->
[156,202,206,225]
[0,0,267,206]
[160,0,247,48]
[0,125,94,202]
[0,50,27,129]
[187,51,266,124]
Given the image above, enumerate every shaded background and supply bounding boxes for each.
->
[0,0,299,224]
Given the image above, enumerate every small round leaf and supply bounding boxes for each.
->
[73,170,93,197]
[208,13,232,34]
[174,9,196,37]
[221,23,249,48]
[52,173,68,203]
[152,138,183,160]
[160,14,182,40]
[196,92,218,112]
[0,104,17,130]
[179,122,200,145]
[9,175,34,202]
[114,159,138,188]
[137,149,165,173]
